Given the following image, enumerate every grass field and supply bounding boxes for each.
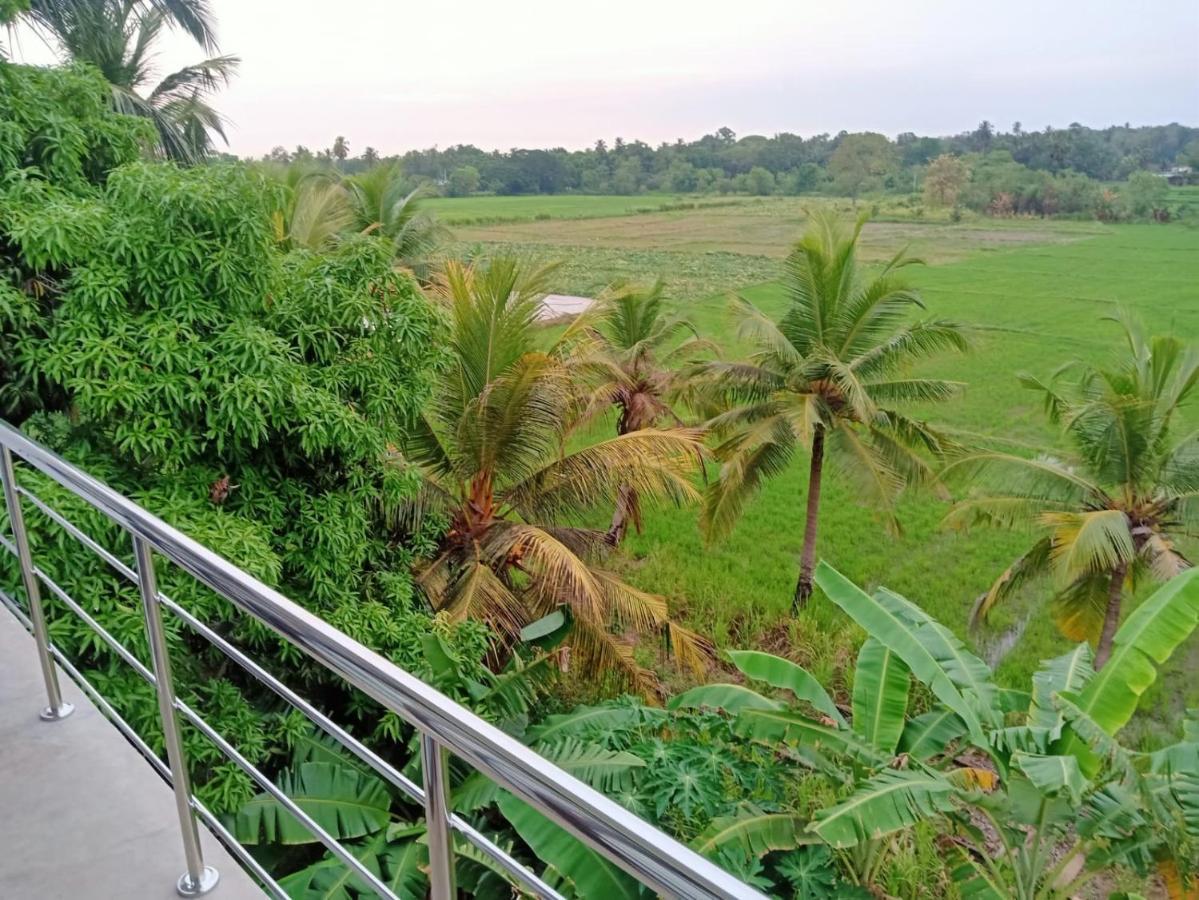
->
[453,198,1105,263]
[423,193,752,225]
[440,196,1199,746]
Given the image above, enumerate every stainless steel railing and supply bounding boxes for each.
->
[0,419,764,900]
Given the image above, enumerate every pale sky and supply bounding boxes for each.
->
[9,0,1199,157]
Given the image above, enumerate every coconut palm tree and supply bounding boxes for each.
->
[697,213,967,609]
[571,280,714,544]
[22,0,237,163]
[266,164,353,252]
[344,164,445,275]
[331,135,348,165]
[944,313,1198,667]
[265,163,444,274]
[403,257,711,693]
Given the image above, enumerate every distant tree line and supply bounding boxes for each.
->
[258,121,1199,204]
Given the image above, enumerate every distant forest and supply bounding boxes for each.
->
[256,121,1199,199]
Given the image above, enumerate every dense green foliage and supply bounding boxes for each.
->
[681,563,1199,898]
[0,58,467,815]
[287,121,1197,192]
[273,122,1199,224]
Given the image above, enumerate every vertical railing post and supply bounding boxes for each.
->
[421,732,457,900]
[0,446,73,721]
[133,536,219,897]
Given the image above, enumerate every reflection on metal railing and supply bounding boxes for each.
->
[0,421,763,900]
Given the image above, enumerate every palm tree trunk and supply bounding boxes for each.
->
[607,483,637,546]
[793,424,826,611]
[1094,562,1127,669]
[608,410,637,545]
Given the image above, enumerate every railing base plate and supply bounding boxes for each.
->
[39,702,74,721]
[176,867,219,897]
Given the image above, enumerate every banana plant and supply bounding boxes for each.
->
[672,563,1199,897]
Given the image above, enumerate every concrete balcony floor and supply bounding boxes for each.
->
[0,608,264,899]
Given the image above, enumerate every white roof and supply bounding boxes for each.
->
[538,294,594,320]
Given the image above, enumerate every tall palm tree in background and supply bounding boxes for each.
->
[698,214,967,609]
[23,0,237,162]
[573,281,714,544]
[945,313,1198,667]
[331,135,348,166]
[404,257,711,693]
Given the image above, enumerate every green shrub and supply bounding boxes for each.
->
[0,60,469,813]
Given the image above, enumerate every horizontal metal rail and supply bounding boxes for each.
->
[15,482,565,898]
[0,586,288,900]
[0,419,762,900]
[6,484,563,900]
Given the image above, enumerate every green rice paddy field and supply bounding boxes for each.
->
[424,192,751,225]
[444,196,1199,744]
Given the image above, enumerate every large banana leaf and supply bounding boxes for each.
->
[277,832,388,899]
[455,738,644,812]
[852,638,910,755]
[726,649,845,726]
[1060,568,1199,754]
[1148,748,1199,839]
[952,854,1008,900]
[526,703,665,743]
[380,825,429,900]
[874,584,1000,725]
[1028,643,1094,736]
[735,708,886,767]
[808,768,956,848]
[668,683,783,713]
[898,710,967,761]
[290,729,372,774]
[231,762,392,845]
[1012,752,1089,804]
[496,793,643,899]
[814,563,985,744]
[691,806,814,857]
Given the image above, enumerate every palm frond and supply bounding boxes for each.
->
[702,417,796,542]
[731,293,803,369]
[424,558,526,637]
[825,424,903,516]
[148,53,237,103]
[687,360,786,408]
[1140,532,1190,581]
[1052,572,1111,643]
[455,351,570,486]
[1040,508,1135,585]
[567,617,659,697]
[662,620,714,677]
[433,257,559,412]
[850,320,970,378]
[285,179,354,251]
[866,378,965,405]
[503,427,704,524]
[969,536,1054,626]
[835,271,926,361]
[488,525,609,626]
[942,452,1107,507]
